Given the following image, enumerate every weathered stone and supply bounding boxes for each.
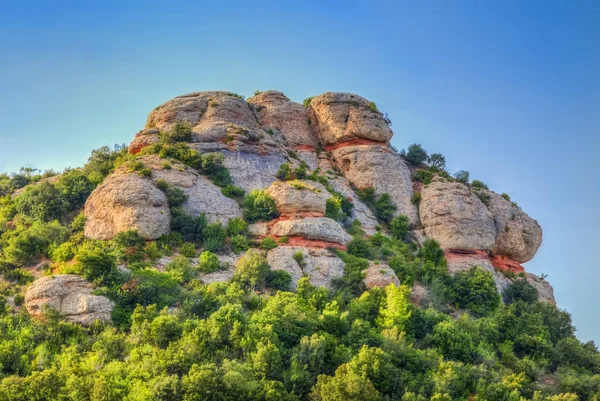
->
[25,275,113,326]
[332,145,419,225]
[486,191,542,263]
[248,91,317,148]
[420,178,496,250]
[270,217,352,244]
[362,263,400,289]
[219,150,286,192]
[84,171,170,240]
[445,252,511,295]
[248,222,269,237]
[129,128,160,154]
[526,273,556,305]
[146,91,263,142]
[411,283,429,306]
[266,246,345,289]
[265,180,330,215]
[310,92,393,145]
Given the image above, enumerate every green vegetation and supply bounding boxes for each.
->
[453,169,470,184]
[158,122,193,143]
[405,143,429,165]
[471,179,489,190]
[390,214,410,241]
[356,188,397,223]
[427,153,447,170]
[303,96,314,107]
[243,190,279,223]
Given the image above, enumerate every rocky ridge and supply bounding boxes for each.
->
[25,89,553,325]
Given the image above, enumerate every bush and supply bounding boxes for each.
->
[449,267,500,316]
[234,249,270,290]
[325,196,343,221]
[55,170,95,211]
[202,222,227,252]
[266,270,292,291]
[390,215,410,241]
[413,169,434,185]
[199,251,220,273]
[15,182,66,222]
[159,122,193,144]
[428,153,446,170]
[226,217,248,237]
[471,180,488,190]
[170,208,207,243]
[374,193,396,223]
[501,193,511,202]
[411,192,421,205]
[347,237,373,259]
[503,279,538,305]
[453,170,470,184]
[165,255,196,283]
[230,235,249,254]
[243,190,279,223]
[276,163,292,181]
[418,239,445,266]
[303,97,314,107]
[405,144,428,165]
[221,185,245,201]
[260,237,278,251]
[179,242,196,258]
[74,242,118,285]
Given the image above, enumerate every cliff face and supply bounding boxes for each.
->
[81,89,552,306]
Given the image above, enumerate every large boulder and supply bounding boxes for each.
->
[25,275,113,326]
[218,150,286,192]
[129,128,160,154]
[146,91,263,142]
[266,246,345,289]
[526,273,556,305]
[362,263,400,289]
[270,217,352,245]
[310,92,393,145]
[248,91,317,148]
[265,180,330,215]
[332,145,419,225]
[486,191,542,263]
[420,178,496,250]
[84,171,170,240]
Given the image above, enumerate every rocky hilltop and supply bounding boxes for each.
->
[78,90,551,314]
[3,90,596,401]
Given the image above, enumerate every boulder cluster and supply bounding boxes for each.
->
[25,90,553,325]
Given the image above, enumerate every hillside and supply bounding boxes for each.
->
[0,90,597,400]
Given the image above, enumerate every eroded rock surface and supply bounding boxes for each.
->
[270,217,352,245]
[25,275,113,326]
[362,263,400,289]
[84,171,170,240]
[486,191,542,263]
[526,273,556,305]
[420,178,496,250]
[265,180,329,215]
[310,92,393,145]
[267,246,345,289]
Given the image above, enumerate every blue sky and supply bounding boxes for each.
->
[0,1,598,342]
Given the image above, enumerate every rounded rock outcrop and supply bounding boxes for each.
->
[264,180,330,215]
[84,170,170,240]
[419,178,496,250]
[362,263,400,289]
[266,246,345,289]
[486,191,542,263]
[270,217,352,245]
[25,275,113,326]
[248,91,317,148]
[310,92,393,145]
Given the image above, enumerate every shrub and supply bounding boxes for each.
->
[221,185,245,201]
[226,217,248,237]
[374,193,396,223]
[293,162,308,180]
[390,215,410,241]
[325,196,343,221]
[179,242,196,258]
[503,279,539,305]
[449,267,500,315]
[368,101,378,113]
[199,251,220,273]
[418,239,445,266]
[501,193,511,202]
[230,235,249,254]
[266,270,292,291]
[165,255,196,283]
[74,242,118,285]
[277,163,292,181]
[471,180,488,190]
[413,169,434,185]
[155,179,169,191]
[303,97,314,107]
[453,170,470,184]
[427,153,446,170]
[170,208,207,243]
[55,170,95,210]
[234,249,270,290]
[293,251,306,267]
[405,143,428,165]
[243,190,279,223]
[260,237,278,251]
[144,242,161,260]
[411,192,421,205]
[347,237,373,259]
[15,182,66,222]
[159,122,193,144]
[202,222,227,252]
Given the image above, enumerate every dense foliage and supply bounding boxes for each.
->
[0,144,597,401]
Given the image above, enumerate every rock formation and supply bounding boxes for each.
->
[79,89,551,305]
[25,275,113,326]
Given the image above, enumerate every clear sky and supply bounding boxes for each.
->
[0,1,598,342]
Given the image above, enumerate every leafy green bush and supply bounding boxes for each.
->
[411,192,421,205]
[202,222,227,252]
[226,217,248,237]
[471,180,488,190]
[390,215,410,241]
[276,163,292,181]
[427,153,446,170]
[453,170,470,184]
[412,169,434,185]
[243,190,279,223]
[418,239,445,266]
[234,249,270,290]
[74,241,118,285]
[230,235,249,254]
[503,279,538,305]
[165,255,196,283]
[303,97,314,107]
[405,143,429,165]
[15,182,66,222]
[346,237,373,259]
[266,270,292,291]
[260,237,278,251]
[374,193,396,223]
[158,122,193,143]
[170,208,207,243]
[450,267,500,315]
[199,251,220,273]
[221,184,245,201]
[179,242,197,258]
